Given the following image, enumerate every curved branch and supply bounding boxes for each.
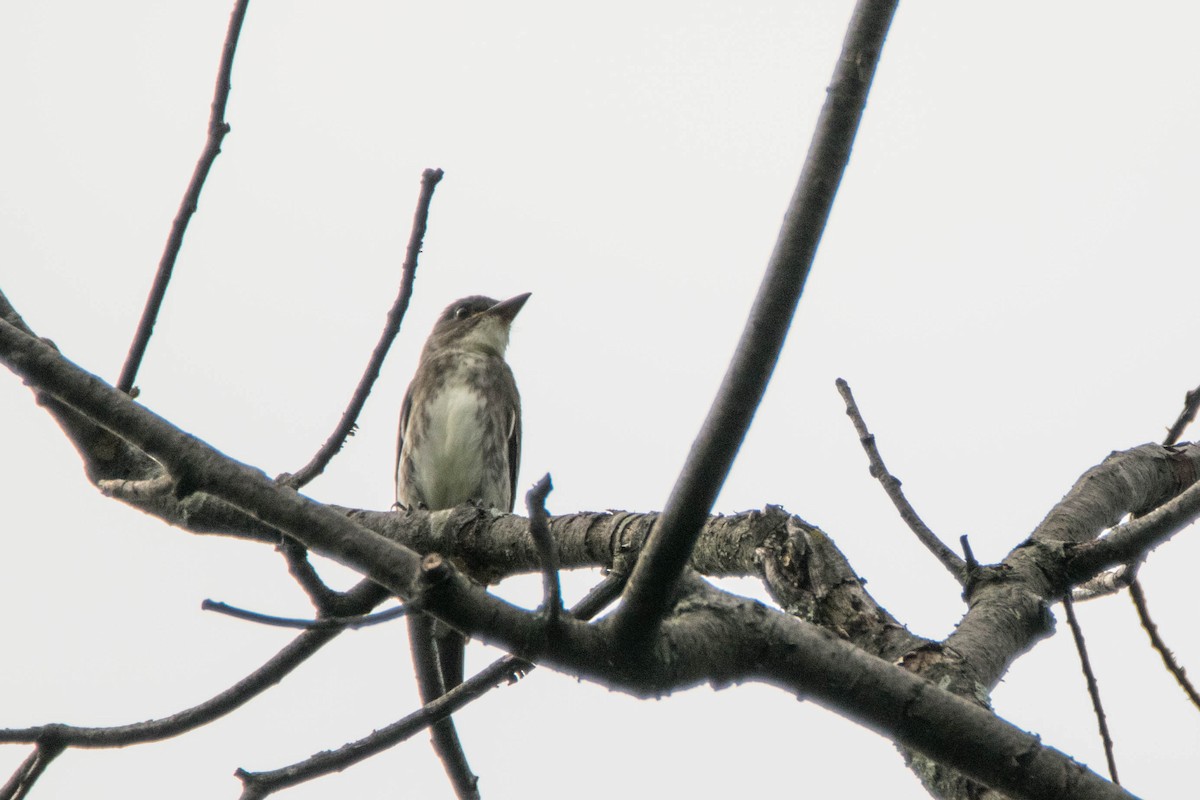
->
[613,0,901,653]
[0,580,388,748]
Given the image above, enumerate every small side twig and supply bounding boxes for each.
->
[236,574,626,798]
[1128,578,1200,710]
[201,599,408,630]
[1163,383,1200,447]
[1110,381,1200,708]
[281,168,445,489]
[1061,593,1120,785]
[0,737,66,800]
[526,474,562,622]
[836,378,966,582]
[115,0,251,395]
[0,580,389,751]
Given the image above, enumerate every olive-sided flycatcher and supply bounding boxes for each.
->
[395,293,528,709]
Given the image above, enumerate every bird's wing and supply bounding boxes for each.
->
[507,400,521,513]
[394,385,414,506]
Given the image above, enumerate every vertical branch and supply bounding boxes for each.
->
[115,0,251,394]
[612,0,901,651]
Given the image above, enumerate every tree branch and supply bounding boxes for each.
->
[0,314,1163,799]
[836,377,966,581]
[1062,594,1120,784]
[115,0,251,395]
[281,167,444,489]
[613,0,901,654]
[0,580,388,749]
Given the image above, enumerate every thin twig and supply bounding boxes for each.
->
[0,738,65,800]
[201,598,408,630]
[526,474,562,621]
[1115,383,1200,714]
[1163,383,1200,447]
[0,581,389,750]
[612,0,902,653]
[282,167,445,489]
[1129,569,1200,710]
[1061,594,1120,785]
[115,0,251,394]
[237,574,625,798]
[837,378,966,581]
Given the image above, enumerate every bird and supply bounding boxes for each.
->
[396,293,528,519]
[395,292,528,790]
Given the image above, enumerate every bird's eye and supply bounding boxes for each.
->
[454,306,471,320]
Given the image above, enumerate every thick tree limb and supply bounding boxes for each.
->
[612,0,901,653]
[0,317,1153,799]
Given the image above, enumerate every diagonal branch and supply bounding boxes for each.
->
[281,167,444,489]
[115,0,251,394]
[612,0,901,653]
[1128,579,1200,711]
[0,738,65,800]
[237,575,625,798]
[1163,383,1200,447]
[836,377,966,581]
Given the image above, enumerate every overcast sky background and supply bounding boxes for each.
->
[2,2,1199,798]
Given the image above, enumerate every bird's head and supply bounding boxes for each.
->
[423,292,531,357]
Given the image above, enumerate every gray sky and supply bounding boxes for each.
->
[2,2,1198,797]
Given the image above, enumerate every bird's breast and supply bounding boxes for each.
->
[406,384,495,509]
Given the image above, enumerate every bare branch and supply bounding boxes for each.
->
[1128,579,1200,711]
[1068,472,1200,582]
[239,575,625,798]
[282,167,445,489]
[0,738,65,800]
[613,0,901,653]
[526,473,562,620]
[1061,594,1120,784]
[0,580,388,749]
[115,0,251,395]
[1072,566,1133,602]
[201,598,408,630]
[0,319,1152,798]
[1163,383,1200,446]
[836,377,966,581]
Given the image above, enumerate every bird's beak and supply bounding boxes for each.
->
[488,292,532,323]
